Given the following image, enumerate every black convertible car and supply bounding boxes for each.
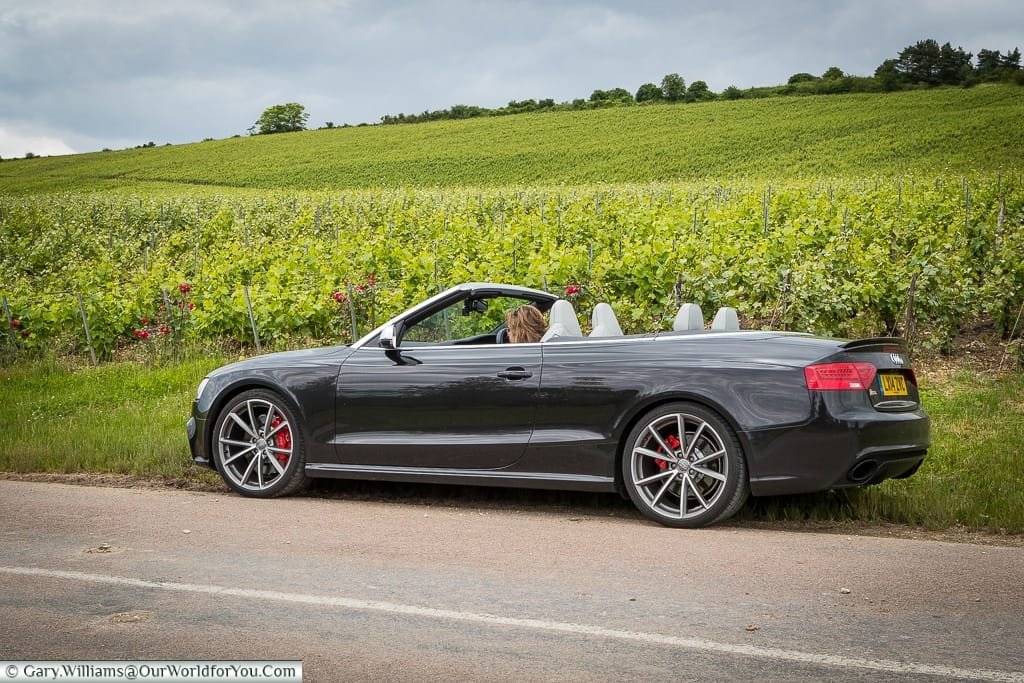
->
[187,282,930,528]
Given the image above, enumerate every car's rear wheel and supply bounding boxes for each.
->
[212,389,308,498]
[622,402,748,528]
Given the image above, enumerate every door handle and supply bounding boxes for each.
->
[497,367,532,380]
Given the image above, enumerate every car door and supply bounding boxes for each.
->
[334,295,542,470]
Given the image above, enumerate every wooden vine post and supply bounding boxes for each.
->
[903,272,918,348]
[76,294,98,365]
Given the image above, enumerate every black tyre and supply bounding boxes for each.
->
[622,402,748,528]
[211,389,308,498]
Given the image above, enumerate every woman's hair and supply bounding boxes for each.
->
[505,304,546,343]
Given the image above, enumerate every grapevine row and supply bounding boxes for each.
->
[1,176,1021,358]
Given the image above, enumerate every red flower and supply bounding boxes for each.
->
[9,319,20,329]
[133,329,149,340]
[158,326,171,335]
[178,283,192,294]
[565,284,581,297]
[140,316,150,325]
[355,284,367,294]
[332,291,347,303]
[187,302,195,310]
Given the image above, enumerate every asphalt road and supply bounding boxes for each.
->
[1,480,1022,682]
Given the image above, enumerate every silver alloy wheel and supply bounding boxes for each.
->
[628,411,730,521]
[216,397,294,492]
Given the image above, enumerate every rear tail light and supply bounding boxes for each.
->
[804,362,877,391]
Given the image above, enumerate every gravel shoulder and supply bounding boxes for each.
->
[3,471,1021,548]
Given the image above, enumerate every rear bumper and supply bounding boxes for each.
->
[743,394,930,497]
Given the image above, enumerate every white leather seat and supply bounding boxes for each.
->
[711,306,740,331]
[590,303,624,337]
[541,299,583,341]
[673,303,704,331]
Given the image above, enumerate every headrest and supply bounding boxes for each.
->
[711,307,740,331]
[590,302,624,337]
[541,299,583,341]
[673,303,704,331]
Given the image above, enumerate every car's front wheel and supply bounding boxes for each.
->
[622,402,748,528]
[212,389,308,497]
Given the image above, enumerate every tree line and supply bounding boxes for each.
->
[377,38,1023,126]
[6,37,1020,160]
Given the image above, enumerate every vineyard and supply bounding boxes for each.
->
[2,176,1022,358]
[2,85,1023,360]
[1,86,1023,195]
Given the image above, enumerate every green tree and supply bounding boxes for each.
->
[788,72,818,84]
[897,39,942,84]
[976,49,1003,76]
[874,58,904,90]
[605,87,633,102]
[685,80,713,102]
[721,85,743,100]
[822,66,845,80]
[635,82,663,102]
[936,42,972,84]
[661,73,686,101]
[589,88,632,104]
[251,102,309,135]
[894,40,969,86]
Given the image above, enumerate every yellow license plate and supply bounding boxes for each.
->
[880,374,908,396]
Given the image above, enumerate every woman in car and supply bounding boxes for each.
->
[505,304,546,343]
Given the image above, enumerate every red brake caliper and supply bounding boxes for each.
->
[271,415,291,464]
[654,433,681,471]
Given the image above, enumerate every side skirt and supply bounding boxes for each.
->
[304,463,616,492]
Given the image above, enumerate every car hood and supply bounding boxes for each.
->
[208,345,354,378]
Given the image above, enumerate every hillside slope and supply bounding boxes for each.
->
[2,86,1022,194]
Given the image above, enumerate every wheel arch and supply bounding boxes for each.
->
[612,392,751,495]
[203,379,306,472]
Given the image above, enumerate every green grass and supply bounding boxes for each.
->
[1,86,1022,195]
[881,372,1024,531]
[2,358,1021,534]
[0,358,222,480]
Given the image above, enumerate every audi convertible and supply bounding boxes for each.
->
[187,282,930,528]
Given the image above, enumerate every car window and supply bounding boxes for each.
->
[401,295,537,345]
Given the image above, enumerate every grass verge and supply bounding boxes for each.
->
[0,357,223,483]
[1,358,1021,534]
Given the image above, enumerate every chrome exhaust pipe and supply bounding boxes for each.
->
[848,460,879,483]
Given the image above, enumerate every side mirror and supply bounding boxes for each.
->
[379,323,420,366]
[379,324,397,350]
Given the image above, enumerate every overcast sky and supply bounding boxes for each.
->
[1,0,1021,158]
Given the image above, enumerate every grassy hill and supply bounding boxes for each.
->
[2,85,1022,195]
